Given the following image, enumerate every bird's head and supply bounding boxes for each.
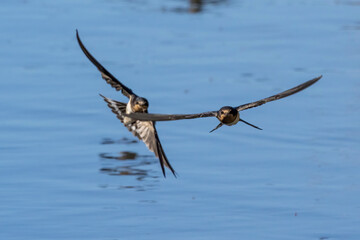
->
[216,106,239,125]
[133,97,149,113]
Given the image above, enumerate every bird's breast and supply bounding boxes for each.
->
[124,102,134,124]
[222,113,240,126]
[125,101,133,114]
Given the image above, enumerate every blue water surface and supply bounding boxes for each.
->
[1,0,360,239]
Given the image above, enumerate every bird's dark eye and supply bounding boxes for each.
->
[220,111,224,114]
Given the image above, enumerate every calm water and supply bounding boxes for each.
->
[1,0,360,239]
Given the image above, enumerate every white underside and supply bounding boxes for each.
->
[124,101,133,124]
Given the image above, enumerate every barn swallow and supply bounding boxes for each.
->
[125,76,322,132]
[76,30,176,177]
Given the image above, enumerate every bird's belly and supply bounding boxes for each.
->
[223,114,239,126]
[124,102,133,124]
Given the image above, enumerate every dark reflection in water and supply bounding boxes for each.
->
[189,0,229,13]
[100,151,138,161]
[99,138,159,191]
[101,137,138,145]
[163,0,228,14]
[189,0,203,13]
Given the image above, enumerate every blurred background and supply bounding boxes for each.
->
[1,0,359,239]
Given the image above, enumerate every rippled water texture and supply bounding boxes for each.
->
[1,0,360,239]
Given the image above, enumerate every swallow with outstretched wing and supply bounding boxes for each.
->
[125,76,322,132]
[76,30,176,177]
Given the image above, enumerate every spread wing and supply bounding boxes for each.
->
[99,94,137,135]
[124,111,217,122]
[236,75,322,111]
[134,121,176,177]
[76,30,134,98]
[100,95,176,177]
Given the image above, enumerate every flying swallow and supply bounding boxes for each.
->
[76,30,176,177]
[125,76,322,132]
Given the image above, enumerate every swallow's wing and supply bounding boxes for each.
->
[100,95,176,177]
[77,30,134,98]
[236,75,322,111]
[100,94,137,134]
[125,111,217,122]
[134,121,176,177]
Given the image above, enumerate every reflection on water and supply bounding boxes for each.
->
[189,0,228,13]
[162,0,228,13]
[99,138,159,191]
[100,151,138,160]
[101,137,138,145]
[189,0,203,13]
